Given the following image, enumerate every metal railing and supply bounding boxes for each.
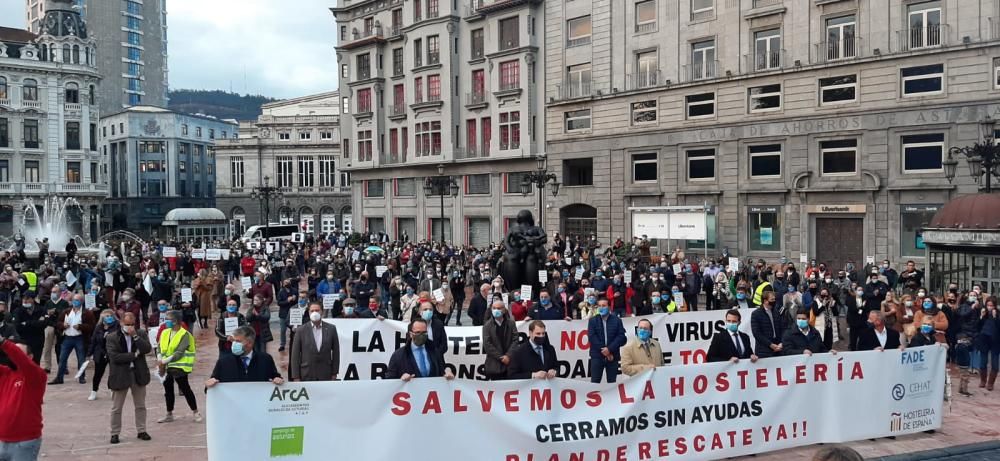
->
[351,25,383,41]
[896,24,947,52]
[389,104,407,116]
[454,146,489,160]
[427,52,440,65]
[497,80,521,92]
[64,103,82,111]
[746,49,785,72]
[752,0,782,7]
[814,36,861,63]
[627,70,661,90]
[566,36,591,48]
[685,60,717,81]
[557,81,592,99]
[466,91,487,105]
[635,22,655,33]
[471,45,484,59]
[390,24,402,36]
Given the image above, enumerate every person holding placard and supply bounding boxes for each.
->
[289,303,340,382]
[215,301,247,354]
[527,289,567,321]
[509,290,532,321]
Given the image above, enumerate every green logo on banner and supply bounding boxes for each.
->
[270,426,304,457]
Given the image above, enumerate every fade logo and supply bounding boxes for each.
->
[900,349,927,372]
[889,412,903,432]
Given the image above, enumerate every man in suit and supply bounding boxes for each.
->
[386,319,455,381]
[750,291,784,358]
[781,308,835,356]
[205,326,284,387]
[289,302,340,381]
[467,284,489,327]
[620,318,664,375]
[507,320,558,380]
[587,297,627,383]
[414,302,448,360]
[857,310,903,351]
[106,312,152,444]
[707,309,757,363]
[482,300,518,380]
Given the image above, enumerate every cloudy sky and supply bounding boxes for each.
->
[0,0,339,99]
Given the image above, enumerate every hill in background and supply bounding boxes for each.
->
[168,89,278,121]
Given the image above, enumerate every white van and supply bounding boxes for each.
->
[240,224,300,242]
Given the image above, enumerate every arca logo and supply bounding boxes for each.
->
[270,387,310,402]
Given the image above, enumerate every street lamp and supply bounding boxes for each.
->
[423,163,459,243]
[249,175,284,239]
[944,116,1000,193]
[520,155,560,229]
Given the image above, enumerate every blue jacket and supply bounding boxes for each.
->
[751,306,786,358]
[317,279,339,298]
[587,313,626,360]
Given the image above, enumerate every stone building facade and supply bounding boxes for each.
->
[543,0,1000,268]
[214,91,351,238]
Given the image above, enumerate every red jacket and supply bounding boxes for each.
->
[0,340,46,442]
[240,256,256,276]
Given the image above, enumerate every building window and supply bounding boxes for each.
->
[566,16,592,47]
[499,17,519,50]
[686,92,715,119]
[0,118,7,147]
[341,64,348,78]
[299,131,311,141]
[564,109,591,132]
[357,88,372,113]
[565,63,591,98]
[753,29,781,71]
[634,51,659,88]
[901,64,944,96]
[298,157,314,187]
[342,97,350,114]
[749,206,781,252]
[427,74,441,101]
[466,173,490,195]
[635,1,656,33]
[631,153,658,183]
[749,144,781,178]
[390,128,399,157]
[395,178,417,196]
[690,40,716,80]
[414,39,423,67]
[195,127,202,137]
[23,120,39,148]
[0,160,7,182]
[820,139,858,175]
[563,158,593,186]
[427,35,440,64]
[193,163,200,174]
[687,148,716,181]
[391,8,403,31]
[276,156,294,188]
[748,83,782,113]
[66,161,81,183]
[181,124,188,135]
[691,0,713,17]
[22,79,37,101]
[0,77,6,100]
[365,179,385,198]
[321,131,333,140]
[504,172,528,194]
[358,130,373,161]
[24,160,40,182]
[819,75,857,105]
[278,132,290,141]
[465,119,477,154]
[905,1,942,50]
[498,111,520,150]
[230,157,244,188]
[900,205,939,257]
[471,70,485,100]
[471,28,484,59]
[631,100,657,125]
[179,161,187,173]
[414,0,422,21]
[65,82,79,104]
[209,129,215,139]
[825,15,856,61]
[499,60,520,90]
[90,162,98,183]
[414,76,423,102]
[467,217,491,248]
[392,48,404,76]
[902,133,945,173]
[89,123,96,151]
[415,121,441,156]
[430,218,451,242]
[357,53,371,79]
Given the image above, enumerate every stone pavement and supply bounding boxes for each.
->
[35,309,1000,461]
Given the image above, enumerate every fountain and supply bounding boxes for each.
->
[1,196,106,260]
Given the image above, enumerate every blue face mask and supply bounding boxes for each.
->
[227,305,238,313]
[736,293,746,301]
[725,322,739,333]
[788,286,796,292]
[512,294,520,301]
[491,309,503,319]
[406,288,414,295]
[797,319,809,330]
[540,298,550,305]
[231,341,245,356]
[298,299,307,306]
[344,306,355,316]
[72,300,82,308]
[920,324,934,335]
[103,316,116,325]
[923,301,934,310]
[562,272,569,278]
[421,310,434,321]
[557,287,565,293]
[158,304,168,312]
[587,297,596,305]
[595,272,603,278]
[651,296,661,304]
[637,329,651,342]
[598,306,609,316]
[165,320,174,329]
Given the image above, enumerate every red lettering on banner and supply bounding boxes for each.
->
[761,425,773,442]
[775,367,788,386]
[548,454,560,461]
[642,380,656,400]
[755,368,768,388]
[693,375,708,394]
[391,392,411,416]
[678,349,706,364]
[814,363,827,382]
[531,389,552,411]
[504,390,519,411]
[737,370,749,389]
[560,330,589,350]
[777,423,788,440]
[638,442,651,459]
[711,432,724,450]
[676,437,688,455]
[725,430,737,447]
[478,390,494,412]
[454,390,468,412]
[560,389,577,409]
[795,365,806,384]
[743,428,753,445]
[616,445,627,461]
[715,372,730,392]
[586,391,602,407]
[658,438,670,457]
[569,453,584,461]
[597,449,609,461]
[693,434,706,452]
[618,384,634,404]
[506,456,518,461]
[670,376,684,397]
[422,391,442,414]
[851,362,864,380]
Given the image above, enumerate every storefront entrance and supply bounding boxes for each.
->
[814,217,863,271]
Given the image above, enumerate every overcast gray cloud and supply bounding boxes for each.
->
[0,0,339,99]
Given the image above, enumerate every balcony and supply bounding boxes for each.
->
[684,60,717,82]
[22,100,42,110]
[389,24,403,38]
[55,183,108,194]
[467,0,539,17]
[745,49,786,73]
[410,93,443,110]
[814,36,862,64]
[454,146,489,160]
[566,36,591,48]
[388,104,407,120]
[0,98,9,107]
[895,24,947,52]
[470,45,484,60]
[339,25,385,50]
[427,52,440,65]
[494,80,522,97]
[0,183,48,195]
[65,103,82,111]
[626,71,661,91]
[635,21,656,34]
[379,153,406,165]
[557,81,592,99]
[465,91,488,109]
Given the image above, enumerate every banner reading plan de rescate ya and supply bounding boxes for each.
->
[207,346,946,461]
[327,310,754,381]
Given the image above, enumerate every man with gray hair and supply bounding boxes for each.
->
[858,309,903,351]
[467,283,491,327]
[106,312,152,444]
[206,326,283,387]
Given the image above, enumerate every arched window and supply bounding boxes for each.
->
[85,47,90,66]
[22,79,38,102]
[560,204,598,239]
[62,44,70,63]
[299,206,315,233]
[72,45,80,64]
[278,207,294,225]
[0,76,7,100]
[65,82,79,104]
[39,44,48,61]
[88,84,95,105]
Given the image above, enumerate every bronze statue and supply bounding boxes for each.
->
[499,210,547,294]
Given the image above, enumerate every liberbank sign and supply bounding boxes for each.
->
[922,230,1000,247]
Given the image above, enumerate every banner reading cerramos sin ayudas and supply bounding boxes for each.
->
[207,345,945,461]
[326,309,755,381]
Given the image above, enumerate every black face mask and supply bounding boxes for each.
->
[531,335,548,347]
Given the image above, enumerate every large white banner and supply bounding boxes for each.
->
[632,213,670,239]
[207,346,946,460]
[327,310,754,380]
[631,211,707,240]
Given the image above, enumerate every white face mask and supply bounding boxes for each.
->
[310,311,322,322]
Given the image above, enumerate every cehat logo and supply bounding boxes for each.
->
[891,384,905,401]
[270,386,310,402]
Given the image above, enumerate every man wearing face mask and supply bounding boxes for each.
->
[858,310,903,352]
[215,301,247,354]
[50,294,95,385]
[290,303,340,382]
[41,286,69,374]
[276,280,297,352]
[105,312,152,444]
[386,319,455,381]
[751,292,784,358]
[707,310,756,363]
[482,301,518,381]
[206,326,283,387]
[352,271,376,309]
[781,309,834,356]
[508,321,558,379]
[621,319,664,375]
[845,285,870,351]
[414,302,448,360]
[247,271,274,309]
[12,292,46,364]
[359,298,388,320]
[587,298,627,383]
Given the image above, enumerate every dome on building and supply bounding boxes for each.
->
[928,194,1000,230]
[40,0,88,39]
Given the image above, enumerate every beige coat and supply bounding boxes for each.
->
[193,274,219,317]
[620,338,664,376]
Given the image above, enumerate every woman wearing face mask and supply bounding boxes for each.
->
[246,295,273,353]
[215,301,247,354]
[115,288,146,329]
[155,310,202,424]
[880,291,905,342]
[578,292,600,319]
[973,296,1000,391]
[912,296,950,344]
[87,309,119,401]
[400,287,420,323]
[192,269,218,331]
[845,285,870,351]
[509,291,531,321]
[781,284,804,331]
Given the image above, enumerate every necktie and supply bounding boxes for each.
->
[416,348,430,377]
[535,345,544,363]
[242,357,250,372]
[733,333,743,356]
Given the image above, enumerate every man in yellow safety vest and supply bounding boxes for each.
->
[156,310,201,424]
